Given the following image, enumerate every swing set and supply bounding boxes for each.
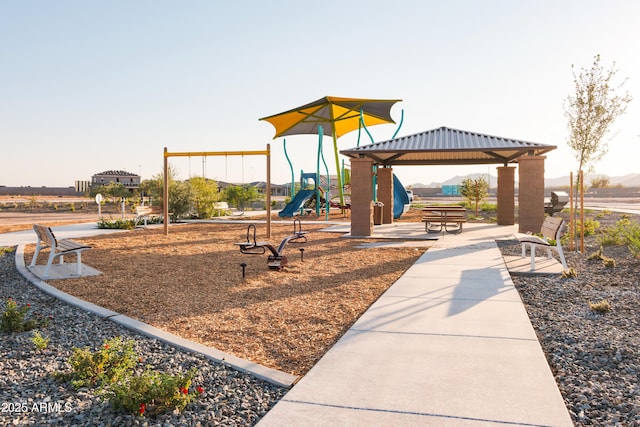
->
[162,144,272,237]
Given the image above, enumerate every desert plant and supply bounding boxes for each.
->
[31,330,50,350]
[589,299,611,313]
[0,247,15,256]
[561,267,577,279]
[459,177,489,216]
[57,337,139,388]
[103,367,202,417]
[97,218,136,230]
[1,299,49,333]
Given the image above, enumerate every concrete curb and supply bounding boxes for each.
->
[14,244,298,388]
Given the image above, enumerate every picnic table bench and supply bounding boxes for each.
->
[515,216,568,271]
[422,206,467,233]
[29,224,92,278]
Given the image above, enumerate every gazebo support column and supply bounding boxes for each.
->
[497,166,515,225]
[350,158,374,236]
[518,156,546,233]
[377,167,394,224]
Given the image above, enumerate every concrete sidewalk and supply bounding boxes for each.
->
[258,223,573,426]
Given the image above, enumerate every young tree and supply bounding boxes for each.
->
[459,177,488,216]
[188,176,220,219]
[564,54,632,179]
[224,185,259,212]
[565,55,631,251]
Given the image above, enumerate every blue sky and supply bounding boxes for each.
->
[1,1,638,188]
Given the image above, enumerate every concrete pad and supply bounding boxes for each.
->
[504,255,564,276]
[320,222,440,240]
[28,263,102,280]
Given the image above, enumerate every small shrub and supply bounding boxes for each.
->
[597,218,632,246]
[103,367,201,417]
[1,299,49,333]
[587,246,616,267]
[57,337,139,388]
[561,268,577,279]
[589,299,611,313]
[97,218,136,230]
[0,247,15,256]
[31,330,50,350]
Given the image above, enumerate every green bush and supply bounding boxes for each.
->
[97,218,136,230]
[57,337,139,388]
[103,367,201,417]
[597,218,640,257]
[56,337,203,417]
[1,299,49,333]
[31,330,50,350]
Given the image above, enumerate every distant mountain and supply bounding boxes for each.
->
[410,173,498,188]
[545,173,640,188]
[410,173,640,189]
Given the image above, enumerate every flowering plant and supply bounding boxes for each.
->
[1,299,49,333]
[55,337,204,417]
[104,367,202,417]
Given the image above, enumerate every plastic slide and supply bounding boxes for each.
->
[278,190,315,217]
[393,174,411,219]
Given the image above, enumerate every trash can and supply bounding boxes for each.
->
[373,202,384,225]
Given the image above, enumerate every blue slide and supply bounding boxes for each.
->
[393,174,410,219]
[278,190,315,217]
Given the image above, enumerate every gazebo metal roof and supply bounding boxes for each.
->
[340,126,557,166]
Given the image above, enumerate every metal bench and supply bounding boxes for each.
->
[516,216,568,271]
[30,224,92,278]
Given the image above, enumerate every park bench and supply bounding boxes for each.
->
[30,224,92,278]
[421,206,467,233]
[213,202,230,216]
[516,216,568,271]
[135,205,162,227]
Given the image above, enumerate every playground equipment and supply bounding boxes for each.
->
[235,219,307,270]
[279,171,322,218]
[393,174,411,219]
[162,146,272,237]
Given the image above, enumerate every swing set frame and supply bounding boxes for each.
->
[162,145,272,237]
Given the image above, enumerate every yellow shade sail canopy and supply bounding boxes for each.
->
[260,96,402,211]
[260,96,401,139]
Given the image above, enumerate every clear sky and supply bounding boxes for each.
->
[1,1,638,189]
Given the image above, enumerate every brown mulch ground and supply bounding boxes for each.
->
[23,212,427,376]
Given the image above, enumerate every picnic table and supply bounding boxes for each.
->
[421,205,467,234]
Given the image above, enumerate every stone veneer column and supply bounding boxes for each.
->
[496,166,515,225]
[376,167,394,224]
[350,158,374,236]
[518,156,546,233]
